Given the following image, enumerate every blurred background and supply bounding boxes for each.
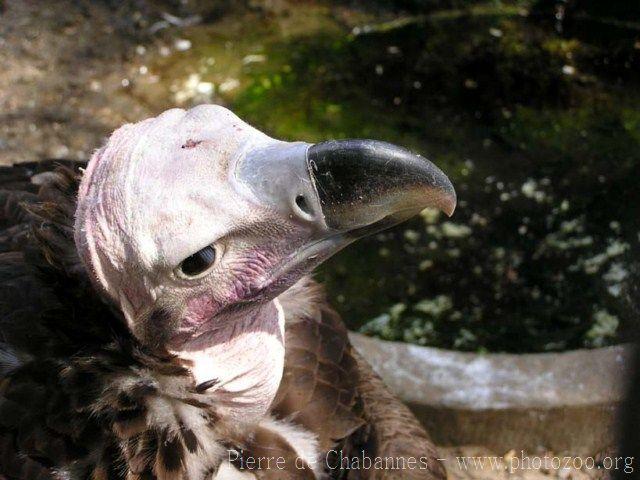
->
[0,0,638,475]
[2,0,637,353]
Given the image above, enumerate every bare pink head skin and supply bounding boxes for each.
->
[74,104,455,418]
[75,106,296,343]
[75,105,303,417]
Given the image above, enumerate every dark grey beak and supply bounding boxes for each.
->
[307,139,455,231]
[237,138,456,237]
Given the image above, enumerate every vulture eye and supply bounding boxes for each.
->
[179,245,217,278]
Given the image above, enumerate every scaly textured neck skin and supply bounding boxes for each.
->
[171,299,285,422]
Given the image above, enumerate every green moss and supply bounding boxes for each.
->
[150,1,639,352]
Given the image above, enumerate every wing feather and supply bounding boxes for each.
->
[275,283,446,479]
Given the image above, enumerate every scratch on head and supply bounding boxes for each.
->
[181,139,203,149]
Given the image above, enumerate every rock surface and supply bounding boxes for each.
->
[351,333,628,455]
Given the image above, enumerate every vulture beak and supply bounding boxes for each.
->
[305,139,456,227]
[235,139,456,278]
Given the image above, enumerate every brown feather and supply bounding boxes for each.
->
[239,425,316,480]
[275,281,447,479]
[345,350,447,479]
[113,407,148,439]
[272,303,364,452]
[155,428,184,475]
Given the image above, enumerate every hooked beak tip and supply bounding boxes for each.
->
[443,194,457,217]
[438,182,457,217]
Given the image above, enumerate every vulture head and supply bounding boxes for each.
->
[74,104,455,416]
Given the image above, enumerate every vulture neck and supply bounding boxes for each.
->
[172,299,286,422]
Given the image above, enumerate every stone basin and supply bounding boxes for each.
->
[350,333,631,455]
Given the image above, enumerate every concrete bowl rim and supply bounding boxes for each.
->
[349,332,631,411]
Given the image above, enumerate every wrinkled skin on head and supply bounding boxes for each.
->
[75,106,309,351]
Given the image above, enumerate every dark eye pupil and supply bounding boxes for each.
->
[180,245,216,277]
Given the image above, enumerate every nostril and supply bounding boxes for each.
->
[294,194,314,218]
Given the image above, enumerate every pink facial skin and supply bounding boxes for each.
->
[73,106,324,399]
[73,105,305,419]
[176,246,288,341]
[183,295,221,330]
[74,106,282,327]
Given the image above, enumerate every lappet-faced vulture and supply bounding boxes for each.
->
[0,105,455,480]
